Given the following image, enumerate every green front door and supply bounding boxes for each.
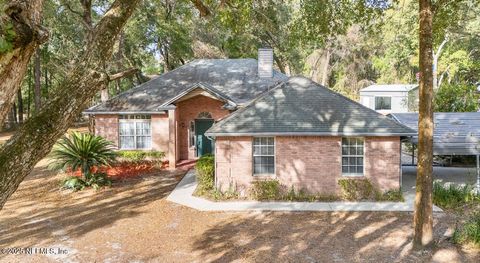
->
[195,119,214,157]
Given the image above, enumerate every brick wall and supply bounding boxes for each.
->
[276,136,341,194]
[176,95,230,160]
[94,115,118,147]
[364,136,401,190]
[152,114,169,152]
[215,136,253,194]
[215,136,401,196]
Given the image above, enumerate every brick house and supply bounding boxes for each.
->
[85,49,415,195]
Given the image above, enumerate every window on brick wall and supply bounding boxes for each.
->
[341,137,364,176]
[119,115,152,150]
[253,137,275,175]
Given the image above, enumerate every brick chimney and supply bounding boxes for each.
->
[258,48,274,78]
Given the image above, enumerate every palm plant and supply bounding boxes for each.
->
[49,132,117,180]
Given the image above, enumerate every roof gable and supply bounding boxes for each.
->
[206,77,416,136]
[85,59,287,114]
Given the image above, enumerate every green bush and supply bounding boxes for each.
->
[434,83,479,112]
[250,180,281,200]
[338,179,377,200]
[433,181,480,209]
[195,154,215,193]
[377,189,404,202]
[62,177,87,191]
[117,150,165,163]
[87,173,112,190]
[49,132,116,178]
[454,212,480,246]
[62,173,112,191]
[282,186,319,202]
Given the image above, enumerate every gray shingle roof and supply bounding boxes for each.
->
[389,112,480,155]
[206,77,416,136]
[85,59,287,113]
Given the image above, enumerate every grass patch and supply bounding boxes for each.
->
[433,181,480,210]
[376,189,405,202]
[454,211,480,247]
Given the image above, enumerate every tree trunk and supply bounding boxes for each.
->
[17,89,24,123]
[321,48,331,86]
[433,38,447,91]
[413,0,434,250]
[190,0,211,17]
[34,48,42,113]
[44,63,49,100]
[12,103,17,124]
[0,0,140,210]
[7,107,15,129]
[0,0,48,126]
[27,64,32,118]
[100,89,109,102]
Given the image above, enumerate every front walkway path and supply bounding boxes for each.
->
[167,170,443,212]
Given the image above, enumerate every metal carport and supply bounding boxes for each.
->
[389,112,480,192]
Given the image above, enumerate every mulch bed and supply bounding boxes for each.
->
[69,161,169,180]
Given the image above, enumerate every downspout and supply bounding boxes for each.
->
[400,138,404,191]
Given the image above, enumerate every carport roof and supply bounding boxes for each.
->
[389,112,480,155]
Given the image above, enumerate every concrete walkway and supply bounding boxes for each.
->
[167,170,443,212]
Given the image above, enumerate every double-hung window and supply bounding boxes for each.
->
[119,115,152,150]
[253,137,275,175]
[341,137,364,176]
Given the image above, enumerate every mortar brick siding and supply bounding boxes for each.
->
[94,115,118,147]
[215,136,401,195]
[276,136,341,194]
[152,114,169,152]
[364,136,401,190]
[176,95,230,160]
[215,137,253,194]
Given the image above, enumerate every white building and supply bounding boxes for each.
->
[359,84,418,114]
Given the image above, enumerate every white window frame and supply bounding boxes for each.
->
[118,115,152,150]
[341,137,365,177]
[252,137,275,175]
[374,95,392,111]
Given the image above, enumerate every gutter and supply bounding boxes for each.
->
[205,131,418,137]
[83,111,170,115]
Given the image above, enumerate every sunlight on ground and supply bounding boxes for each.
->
[0,161,478,262]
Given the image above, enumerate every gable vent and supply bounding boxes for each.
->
[258,48,274,78]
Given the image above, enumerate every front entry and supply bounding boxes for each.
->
[195,119,214,157]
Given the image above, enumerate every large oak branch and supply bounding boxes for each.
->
[0,0,141,209]
[0,0,48,126]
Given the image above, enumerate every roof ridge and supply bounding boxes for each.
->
[295,77,416,133]
[207,76,416,136]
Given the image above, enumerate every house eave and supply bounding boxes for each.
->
[83,109,172,115]
[205,131,417,137]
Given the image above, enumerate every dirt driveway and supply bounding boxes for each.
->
[0,161,478,263]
